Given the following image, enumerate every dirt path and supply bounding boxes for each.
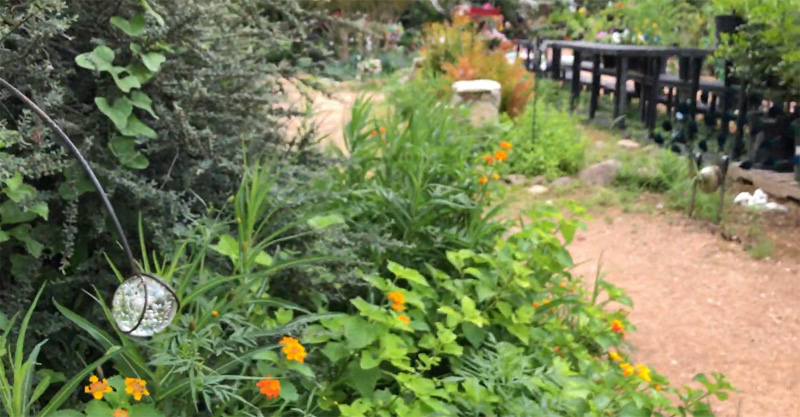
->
[569,211,799,417]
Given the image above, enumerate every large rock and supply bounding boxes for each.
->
[451,79,501,126]
[579,159,621,186]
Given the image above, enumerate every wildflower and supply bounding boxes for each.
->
[493,149,508,162]
[615,1,625,9]
[550,307,556,312]
[620,362,635,377]
[370,130,377,137]
[611,319,625,333]
[553,346,559,352]
[398,314,411,325]
[559,282,567,288]
[577,7,586,15]
[280,337,307,363]
[84,375,113,400]
[124,378,150,401]
[478,176,489,185]
[212,310,219,317]
[257,376,281,400]
[113,410,129,417]
[492,173,500,180]
[482,155,494,164]
[499,141,512,150]
[609,351,623,362]
[636,365,652,382]
[543,298,551,304]
[654,384,662,391]
[533,301,540,308]
[387,291,406,312]
[379,127,387,135]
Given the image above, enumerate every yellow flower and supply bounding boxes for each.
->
[654,384,662,391]
[398,314,410,325]
[212,310,219,317]
[620,362,635,377]
[279,336,299,346]
[609,351,623,361]
[499,141,512,150]
[478,176,489,185]
[124,378,150,401]
[543,298,551,304]
[577,7,586,15]
[636,365,652,382]
[84,375,113,400]
[492,173,500,180]
[282,341,307,363]
[387,291,406,312]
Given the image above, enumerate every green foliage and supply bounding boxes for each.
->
[506,97,589,179]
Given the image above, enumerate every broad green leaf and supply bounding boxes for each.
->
[275,308,293,325]
[321,342,349,362]
[3,174,36,202]
[460,296,487,327]
[85,400,113,417]
[140,0,165,26]
[8,224,43,257]
[74,45,115,71]
[460,322,486,348]
[0,230,8,244]
[253,350,279,362]
[129,403,165,417]
[119,114,157,139]
[344,317,380,350]
[29,202,48,220]
[127,63,154,84]
[359,350,381,369]
[279,380,299,402]
[109,137,149,170]
[210,234,239,264]
[0,201,37,224]
[95,97,132,130]
[140,52,166,72]
[254,251,273,266]
[128,90,158,118]
[387,261,429,287]
[110,14,146,37]
[307,213,345,230]
[113,74,142,93]
[346,361,382,398]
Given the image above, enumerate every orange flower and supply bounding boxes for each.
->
[494,149,508,162]
[611,319,625,333]
[482,155,494,164]
[559,282,567,288]
[387,291,406,312]
[478,176,489,185]
[492,173,500,180]
[609,351,623,362]
[113,409,129,417]
[533,301,540,308]
[212,310,219,317]
[553,346,559,352]
[281,338,307,363]
[257,376,281,400]
[379,127,387,135]
[124,378,150,401]
[620,362,635,377]
[84,375,113,400]
[499,141,512,150]
[654,384,662,391]
[370,130,377,137]
[398,314,410,325]
[615,1,625,9]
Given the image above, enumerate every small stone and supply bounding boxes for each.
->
[617,139,641,149]
[578,159,621,186]
[551,176,573,188]
[504,174,528,186]
[531,175,547,185]
[527,185,549,195]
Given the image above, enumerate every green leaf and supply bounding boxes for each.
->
[0,230,8,244]
[95,97,132,130]
[29,202,48,220]
[8,224,43,257]
[359,349,381,369]
[128,90,158,118]
[387,261,429,287]
[0,201,37,224]
[110,14,146,37]
[127,64,154,84]
[75,45,115,71]
[460,322,487,348]
[307,214,345,230]
[275,308,293,325]
[344,317,380,350]
[460,296,487,327]
[109,137,149,169]
[3,174,36,202]
[346,361,382,398]
[254,251,273,266]
[321,342,349,362]
[253,350,279,362]
[113,74,142,93]
[85,400,113,417]
[47,412,84,417]
[279,380,299,402]
[119,114,157,139]
[129,403,165,417]
[140,52,166,72]
[140,0,165,26]
[210,234,239,264]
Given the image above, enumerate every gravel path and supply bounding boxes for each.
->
[569,211,799,417]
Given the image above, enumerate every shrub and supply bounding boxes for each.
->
[505,98,589,179]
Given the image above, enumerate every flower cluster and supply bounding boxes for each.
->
[257,376,281,400]
[84,376,150,402]
[387,291,405,312]
[280,336,307,363]
[478,141,512,185]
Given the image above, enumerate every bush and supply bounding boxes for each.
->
[505,97,589,179]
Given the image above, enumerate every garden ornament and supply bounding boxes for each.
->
[688,153,730,221]
[0,77,179,337]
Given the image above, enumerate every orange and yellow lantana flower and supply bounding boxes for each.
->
[125,378,150,401]
[499,141,512,150]
[387,291,406,312]
[257,376,281,399]
[636,364,652,382]
[398,314,411,325]
[84,375,113,400]
[482,155,494,164]
[113,409,129,417]
[611,319,625,333]
[609,351,623,362]
[478,176,489,185]
[493,149,508,162]
[280,336,307,363]
[620,362,635,377]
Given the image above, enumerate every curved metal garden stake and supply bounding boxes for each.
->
[0,76,178,337]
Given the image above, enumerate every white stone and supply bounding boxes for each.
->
[451,79,502,126]
[451,79,501,94]
[527,185,549,195]
[617,139,640,149]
